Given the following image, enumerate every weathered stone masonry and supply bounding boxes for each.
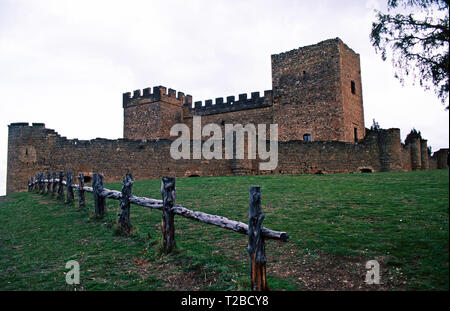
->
[7,122,447,194]
[7,38,448,194]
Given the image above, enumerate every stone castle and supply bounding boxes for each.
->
[7,38,449,194]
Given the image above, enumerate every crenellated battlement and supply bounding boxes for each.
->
[8,122,31,127]
[189,90,273,116]
[123,85,192,108]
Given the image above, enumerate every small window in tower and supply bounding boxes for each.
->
[354,127,358,142]
[303,133,311,142]
[351,80,356,94]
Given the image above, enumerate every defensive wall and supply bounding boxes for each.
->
[7,122,447,194]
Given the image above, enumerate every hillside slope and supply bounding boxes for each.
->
[0,170,448,290]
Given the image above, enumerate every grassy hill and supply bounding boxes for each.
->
[0,170,448,290]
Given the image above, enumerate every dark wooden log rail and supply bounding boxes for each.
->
[29,174,288,242]
[28,171,289,291]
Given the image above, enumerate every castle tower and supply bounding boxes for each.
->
[376,128,403,172]
[271,38,365,142]
[420,139,429,170]
[7,123,49,194]
[407,135,422,171]
[123,86,191,140]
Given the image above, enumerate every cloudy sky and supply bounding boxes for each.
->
[0,0,448,195]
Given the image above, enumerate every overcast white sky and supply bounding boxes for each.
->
[0,0,448,195]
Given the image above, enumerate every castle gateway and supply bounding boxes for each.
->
[7,38,448,194]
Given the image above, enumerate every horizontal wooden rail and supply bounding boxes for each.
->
[29,171,290,291]
[171,205,288,241]
[32,178,288,242]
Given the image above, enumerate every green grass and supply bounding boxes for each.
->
[0,170,448,290]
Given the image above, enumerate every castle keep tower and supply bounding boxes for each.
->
[123,86,191,140]
[271,38,365,142]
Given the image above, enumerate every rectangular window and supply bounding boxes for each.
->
[303,133,311,142]
[354,127,358,142]
[351,81,356,94]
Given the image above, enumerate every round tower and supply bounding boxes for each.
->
[408,136,422,171]
[377,128,402,172]
[420,139,429,170]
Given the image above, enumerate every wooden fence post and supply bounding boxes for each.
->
[33,176,36,191]
[93,173,106,217]
[41,172,46,194]
[66,171,74,203]
[57,171,64,199]
[34,174,39,192]
[248,186,268,291]
[39,172,45,193]
[37,173,41,193]
[77,173,86,208]
[52,172,57,196]
[28,177,33,192]
[46,172,51,194]
[161,177,176,253]
[118,173,133,234]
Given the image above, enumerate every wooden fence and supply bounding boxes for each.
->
[28,171,289,291]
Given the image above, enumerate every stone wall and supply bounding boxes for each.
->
[430,148,449,170]
[401,145,412,171]
[7,123,426,194]
[7,123,233,194]
[338,40,365,142]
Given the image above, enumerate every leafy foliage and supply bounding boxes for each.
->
[405,128,423,144]
[370,118,382,131]
[370,0,449,108]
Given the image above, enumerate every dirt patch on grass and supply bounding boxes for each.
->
[37,198,59,205]
[130,255,213,290]
[267,244,407,291]
[164,270,211,290]
[201,237,408,290]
